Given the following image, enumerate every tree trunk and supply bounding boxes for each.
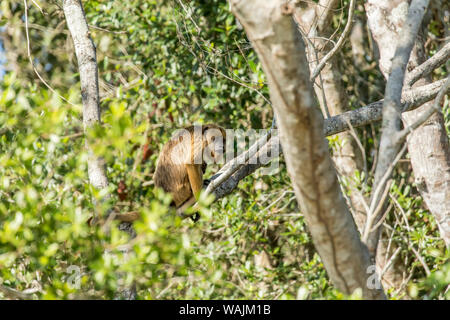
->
[230,0,385,299]
[62,0,136,299]
[62,0,108,191]
[294,0,366,234]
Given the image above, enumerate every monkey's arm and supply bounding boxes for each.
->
[186,164,203,199]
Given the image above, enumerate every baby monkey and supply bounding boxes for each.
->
[154,124,226,220]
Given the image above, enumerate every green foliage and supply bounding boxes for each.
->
[0,73,197,299]
[0,0,448,300]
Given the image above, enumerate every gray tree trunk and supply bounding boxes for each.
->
[62,0,136,299]
[230,0,385,299]
[62,0,108,191]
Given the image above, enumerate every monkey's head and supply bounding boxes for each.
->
[201,124,226,166]
[169,124,226,166]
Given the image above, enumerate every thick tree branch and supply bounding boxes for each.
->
[366,0,450,247]
[212,136,276,199]
[205,130,272,194]
[211,78,448,199]
[365,0,450,250]
[0,284,36,300]
[399,75,450,140]
[324,78,448,136]
[63,0,136,300]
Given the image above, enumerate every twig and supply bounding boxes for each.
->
[310,0,355,81]
[206,66,272,106]
[23,0,75,106]
[369,194,393,233]
[390,209,431,276]
[344,118,368,185]
[176,0,201,33]
[380,247,401,278]
[88,24,128,34]
[296,23,331,118]
[31,0,45,14]
[363,144,408,242]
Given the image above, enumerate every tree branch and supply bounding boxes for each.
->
[324,78,449,136]
[405,41,450,87]
[0,284,37,300]
[63,0,136,300]
[398,75,450,140]
[211,78,449,199]
[365,0,430,258]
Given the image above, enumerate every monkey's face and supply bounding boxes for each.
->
[203,127,226,165]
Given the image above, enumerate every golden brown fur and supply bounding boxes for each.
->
[154,124,226,210]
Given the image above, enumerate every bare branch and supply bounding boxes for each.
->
[206,130,273,194]
[315,0,340,32]
[324,78,449,136]
[363,144,408,242]
[0,284,37,300]
[23,0,74,106]
[366,0,450,248]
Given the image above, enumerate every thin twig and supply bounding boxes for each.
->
[23,0,75,106]
[363,144,408,242]
[390,209,431,276]
[310,0,355,81]
[31,0,45,14]
[88,24,128,34]
[344,117,368,185]
[380,247,401,278]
